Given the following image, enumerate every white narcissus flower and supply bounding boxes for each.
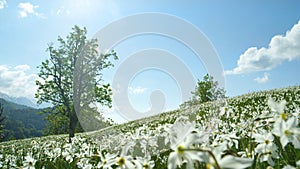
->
[97,152,116,169]
[0,154,2,168]
[205,142,253,169]
[258,145,279,166]
[220,105,234,119]
[77,158,92,169]
[217,155,254,169]
[139,128,158,154]
[62,150,73,163]
[213,132,240,149]
[116,145,134,169]
[133,155,155,169]
[273,116,300,148]
[167,116,210,169]
[62,146,73,163]
[167,116,197,149]
[282,164,296,169]
[53,147,61,158]
[253,131,277,153]
[267,98,288,121]
[23,154,36,169]
[267,98,286,113]
[252,130,279,166]
[168,133,205,169]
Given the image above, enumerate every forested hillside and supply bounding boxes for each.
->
[0,98,46,141]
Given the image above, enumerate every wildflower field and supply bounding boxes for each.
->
[0,86,300,169]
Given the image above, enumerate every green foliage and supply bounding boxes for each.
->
[42,106,77,135]
[0,98,46,141]
[192,74,226,103]
[0,103,5,141]
[35,25,118,141]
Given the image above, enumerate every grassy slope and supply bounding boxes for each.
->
[1,85,299,146]
[88,85,300,136]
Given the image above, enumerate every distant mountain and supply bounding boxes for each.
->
[0,92,50,109]
[0,98,47,141]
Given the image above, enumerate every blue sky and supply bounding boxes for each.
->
[1,0,300,123]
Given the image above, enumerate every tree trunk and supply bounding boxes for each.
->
[68,111,78,143]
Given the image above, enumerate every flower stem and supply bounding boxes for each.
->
[183,148,221,169]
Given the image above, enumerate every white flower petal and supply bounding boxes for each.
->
[219,155,253,169]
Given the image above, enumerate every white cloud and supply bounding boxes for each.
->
[18,2,44,18]
[56,6,70,16]
[0,0,7,9]
[226,20,300,75]
[14,64,30,71]
[0,65,38,98]
[128,86,147,94]
[254,72,269,84]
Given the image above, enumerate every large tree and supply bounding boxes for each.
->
[192,74,226,103]
[35,25,117,142]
